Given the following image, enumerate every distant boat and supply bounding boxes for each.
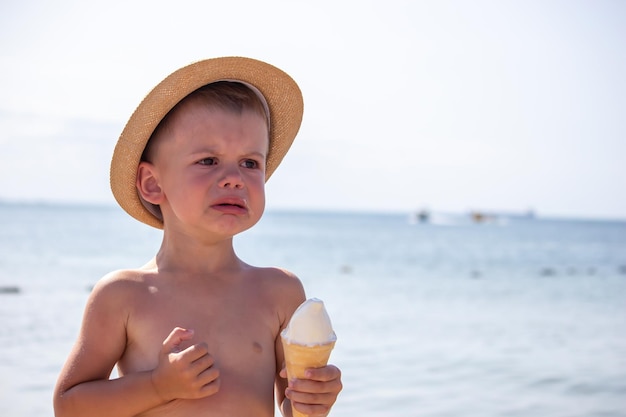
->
[415,209,430,223]
[470,211,498,224]
[410,208,536,226]
[409,209,463,226]
[469,209,536,224]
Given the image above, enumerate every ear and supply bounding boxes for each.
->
[136,161,164,205]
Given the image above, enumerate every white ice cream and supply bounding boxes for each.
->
[282,298,336,346]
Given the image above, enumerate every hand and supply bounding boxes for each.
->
[281,364,342,416]
[150,327,220,402]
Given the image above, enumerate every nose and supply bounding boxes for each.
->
[218,165,244,189]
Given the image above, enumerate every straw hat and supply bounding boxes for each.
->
[110,57,304,229]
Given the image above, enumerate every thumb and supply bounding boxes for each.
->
[279,363,287,378]
[162,327,194,354]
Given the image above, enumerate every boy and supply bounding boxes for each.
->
[54,57,342,417]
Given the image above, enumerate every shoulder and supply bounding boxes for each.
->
[247,266,306,327]
[92,268,150,294]
[86,268,153,313]
[250,266,304,297]
[59,269,153,385]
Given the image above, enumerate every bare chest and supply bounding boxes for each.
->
[117,283,280,415]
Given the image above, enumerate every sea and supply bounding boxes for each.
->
[0,202,625,417]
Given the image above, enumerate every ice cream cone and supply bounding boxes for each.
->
[281,338,336,417]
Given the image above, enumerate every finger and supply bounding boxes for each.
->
[188,346,215,371]
[162,327,194,354]
[279,364,287,379]
[199,375,221,397]
[180,342,210,363]
[293,402,332,417]
[287,388,336,403]
[183,369,220,399]
[287,389,334,416]
[197,362,220,385]
[303,364,341,382]
[289,376,343,397]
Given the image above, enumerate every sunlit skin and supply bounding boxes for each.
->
[53,102,342,417]
[144,102,269,244]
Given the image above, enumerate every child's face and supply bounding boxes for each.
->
[147,101,269,237]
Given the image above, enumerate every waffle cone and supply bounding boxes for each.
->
[281,338,336,417]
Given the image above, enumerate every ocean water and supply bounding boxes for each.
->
[0,202,625,417]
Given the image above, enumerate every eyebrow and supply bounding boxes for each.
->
[188,148,267,159]
[245,150,267,159]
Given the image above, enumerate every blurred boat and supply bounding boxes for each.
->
[410,208,536,226]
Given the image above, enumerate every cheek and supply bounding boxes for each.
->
[255,191,266,218]
[161,166,203,198]
[250,178,266,207]
[253,178,266,198]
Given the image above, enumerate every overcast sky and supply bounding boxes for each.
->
[1,0,624,220]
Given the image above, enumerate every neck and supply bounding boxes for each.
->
[150,229,242,277]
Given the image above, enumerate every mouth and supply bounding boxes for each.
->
[216,200,246,208]
[212,198,248,213]
[217,202,244,208]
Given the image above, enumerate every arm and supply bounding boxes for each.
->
[53,274,164,417]
[275,334,293,417]
[273,269,306,417]
[53,274,220,417]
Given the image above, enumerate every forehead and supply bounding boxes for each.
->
[158,100,270,150]
[144,87,270,161]
[180,81,269,129]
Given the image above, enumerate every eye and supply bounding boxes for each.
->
[198,157,217,166]
[241,159,259,169]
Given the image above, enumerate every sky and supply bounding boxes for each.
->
[1,0,625,220]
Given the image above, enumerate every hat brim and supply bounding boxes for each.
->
[110,57,304,229]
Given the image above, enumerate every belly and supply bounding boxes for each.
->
[136,375,275,417]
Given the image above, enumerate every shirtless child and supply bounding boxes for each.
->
[54,57,342,417]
